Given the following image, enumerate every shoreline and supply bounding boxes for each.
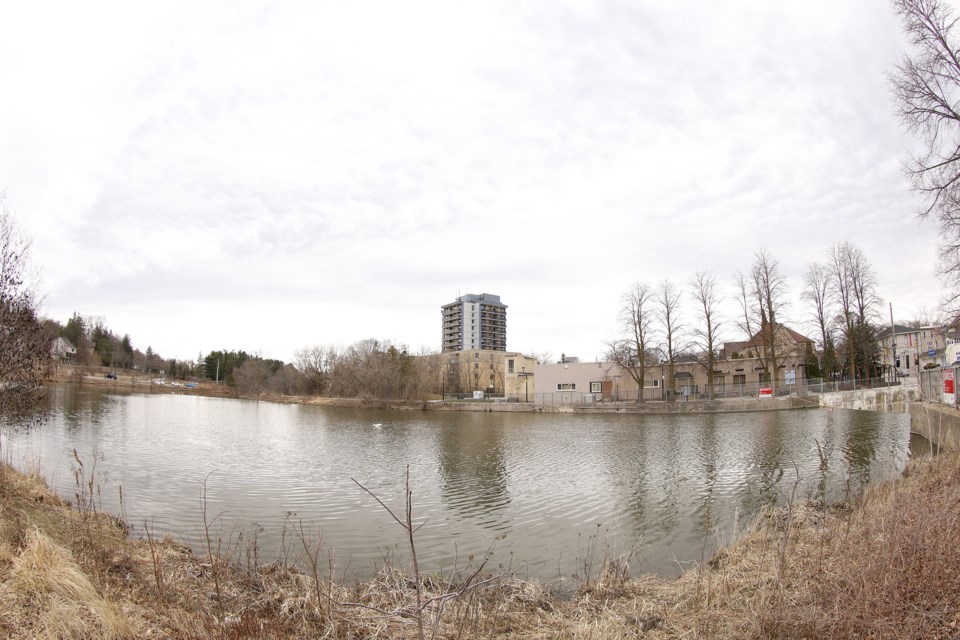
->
[1,444,957,638]
[48,367,815,414]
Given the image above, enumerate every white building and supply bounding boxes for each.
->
[50,337,77,363]
[441,293,507,352]
[878,324,944,373]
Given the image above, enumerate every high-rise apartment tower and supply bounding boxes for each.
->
[441,293,507,352]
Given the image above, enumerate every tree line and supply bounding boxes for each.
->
[39,238,936,404]
[42,311,444,400]
[197,341,440,400]
[44,312,178,376]
[608,241,922,402]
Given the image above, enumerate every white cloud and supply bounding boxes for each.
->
[0,0,943,362]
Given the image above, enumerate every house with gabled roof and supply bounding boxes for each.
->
[878,323,951,373]
[713,323,813,392]
[50,337,76,363]
[530,324,814,403]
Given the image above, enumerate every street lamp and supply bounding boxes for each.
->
[518,366,532,403]
[654,346,667,402]
[660,360,665,401]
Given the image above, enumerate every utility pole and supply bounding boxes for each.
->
[518,367,532,403]
[890,303,897,381]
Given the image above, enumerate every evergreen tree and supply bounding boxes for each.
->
[62,312,85,348]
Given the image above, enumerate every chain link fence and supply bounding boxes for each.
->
[919,366,958,407]
[533,375,906,407]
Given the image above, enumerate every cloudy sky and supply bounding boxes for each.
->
[0,0,944,364]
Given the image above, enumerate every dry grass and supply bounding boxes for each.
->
[1,451,959,639]
[5,526,134,638]
[647,451,960,639]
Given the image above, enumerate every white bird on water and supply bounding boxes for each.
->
[373,423,383,429]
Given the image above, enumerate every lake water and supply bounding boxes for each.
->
[0,384,921,583]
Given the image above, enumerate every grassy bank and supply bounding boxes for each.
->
[1,451,958,639]
[46,367,437,409]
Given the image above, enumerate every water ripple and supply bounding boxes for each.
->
[0,386,915,581]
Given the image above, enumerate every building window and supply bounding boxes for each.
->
[733,374,746,386]
[508,359,515,373]
[643,379,660,388]
[557,383,576,391]
[590,381,602,393]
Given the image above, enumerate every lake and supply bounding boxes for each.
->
[0,384,922,583]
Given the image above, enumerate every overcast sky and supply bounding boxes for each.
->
[0,0,945,364]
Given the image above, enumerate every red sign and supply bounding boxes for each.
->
[759,386,773,398]
[945,370,955,395]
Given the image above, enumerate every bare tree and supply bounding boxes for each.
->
[447,354,482,396]
[657,279,684,399]
[736,249,788,392]
[0,201,48,420]
[606,282,655,403]
[411,348,443,398]
[487,352,504,396]
[892,0,960,307]
[735,271,756,343]
[267,363,309,396]
[829,244,857,381]
[829,242,880,380]
[690,271,722,399]
[802,261,836,381]
[533,350,555,365]
[294,345,334,394]
[849,245,881,377]
[325,339,422,401]
[234,358,274,397]
[905,304,945,327]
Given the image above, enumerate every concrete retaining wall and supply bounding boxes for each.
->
[428,401,541,412]
[817,386,920,413]
[432,397,810,414]
[909,403,960,451]
[561,397,810,414]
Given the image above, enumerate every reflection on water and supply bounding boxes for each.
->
[0,384,914,581]
[0,385,50,433]
[436,413,511,520]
